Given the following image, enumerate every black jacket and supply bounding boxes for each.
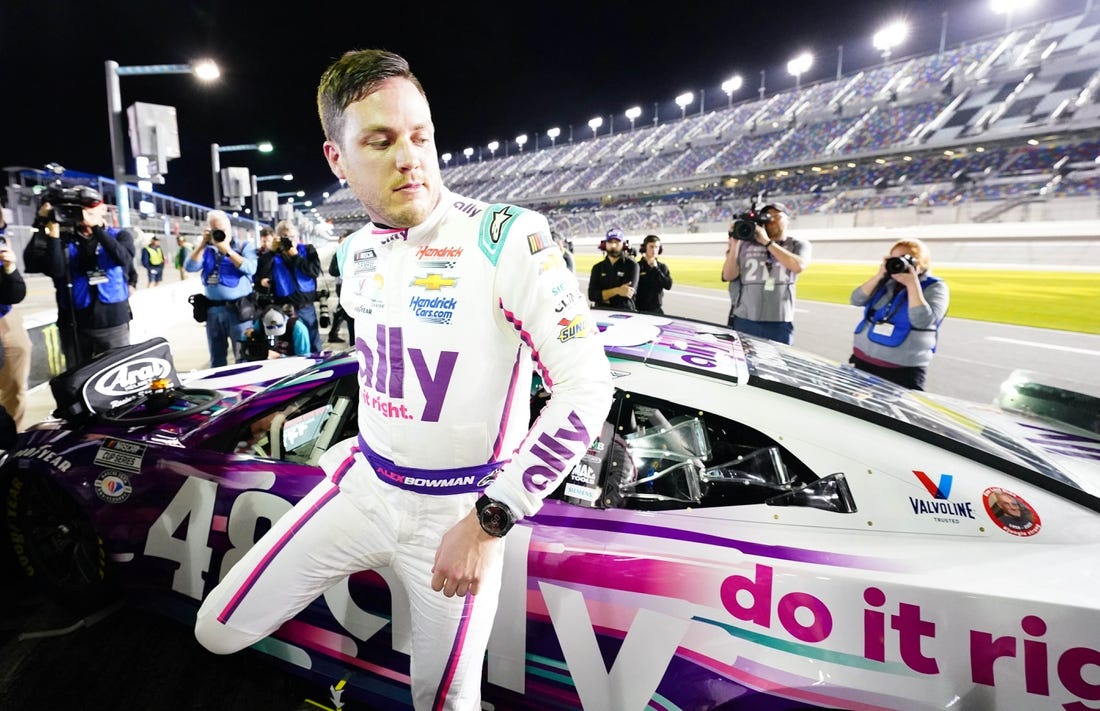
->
[587,255,639,311]
[635,258,672,314]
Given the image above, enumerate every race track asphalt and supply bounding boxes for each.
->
[0,546,337,710]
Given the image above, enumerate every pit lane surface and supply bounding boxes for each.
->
[0,569,348,710]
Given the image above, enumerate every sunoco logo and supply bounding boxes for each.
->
[92,357,173,397]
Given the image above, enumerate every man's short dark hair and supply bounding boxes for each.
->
[317,49,425,145]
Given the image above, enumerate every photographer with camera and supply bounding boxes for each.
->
[0,209,30,431]
[241,304,311,361]
[721,201,809,345]
[588,227,639,311]
[35,187,136,368]
[254,219,323,353]
[849,238,949,390]
[185,210,258,367]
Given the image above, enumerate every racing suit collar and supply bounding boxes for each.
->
[371,188,452,246]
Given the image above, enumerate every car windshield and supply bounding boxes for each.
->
[742,337,1085,491]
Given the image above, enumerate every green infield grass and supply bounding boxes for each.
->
[572,255,1100,335]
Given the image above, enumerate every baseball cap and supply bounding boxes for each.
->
[262,307,288,337]
[605,227,624,242]
[762,202,790,215]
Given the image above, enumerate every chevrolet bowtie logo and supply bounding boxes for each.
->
[412,273,457,290]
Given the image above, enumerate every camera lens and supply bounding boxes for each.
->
[885,255,913,274]
[731,219,757,241]
[212,229,227,243]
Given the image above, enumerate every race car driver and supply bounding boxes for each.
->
[194,49,614,710]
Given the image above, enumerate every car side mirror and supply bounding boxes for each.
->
[765,472,857,514]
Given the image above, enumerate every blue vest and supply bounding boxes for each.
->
[201,246,247,288]
[271,251,316,297]
[66,237,128,308]
[854,275,943,349]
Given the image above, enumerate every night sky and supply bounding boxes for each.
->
[1,0,1084,208]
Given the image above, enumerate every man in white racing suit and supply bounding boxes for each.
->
[194,49,613,710]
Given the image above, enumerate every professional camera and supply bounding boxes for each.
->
[885,254,917,275]
[729,197,774,241]
[211,229,227,243]
[277,236,294,252]
[41,184,103,226]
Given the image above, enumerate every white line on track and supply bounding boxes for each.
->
[986,336,1100,356]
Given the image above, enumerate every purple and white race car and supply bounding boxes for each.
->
[4,313,1100,710]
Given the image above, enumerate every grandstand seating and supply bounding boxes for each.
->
[303,8,1091,239]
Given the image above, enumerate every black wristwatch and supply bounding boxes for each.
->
[475,495,515,537]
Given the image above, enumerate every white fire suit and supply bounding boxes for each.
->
[195,189,613,710]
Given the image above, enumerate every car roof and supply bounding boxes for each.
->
[593,313,1100,512]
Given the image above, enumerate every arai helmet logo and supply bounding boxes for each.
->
[92,357,174,396]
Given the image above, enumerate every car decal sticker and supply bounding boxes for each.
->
[983,486,1041,537]
[93,438,146,473]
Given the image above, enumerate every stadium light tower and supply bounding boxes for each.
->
[487,140,499,159]
[515,134,528,152]
[787,51,814,90]
[721,75,743,108]
[588,116,603,138]
[463,147,474,163]
[992,0,1036,31]
[107,58,220,227]
[441,152,452,167]
[873,20,909,63]
[210,140,273,208]
[675,91,694,119]
[547,126,561,148]
[625,106,642,131]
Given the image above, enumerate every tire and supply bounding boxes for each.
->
[4,468,116,607]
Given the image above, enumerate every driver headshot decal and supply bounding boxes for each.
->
[983,486,1041,537]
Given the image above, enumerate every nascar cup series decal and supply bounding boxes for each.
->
[94,438,147,473]
[94,471,133,504]
[982,486,1041,536]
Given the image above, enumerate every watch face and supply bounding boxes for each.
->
[479,502,512,536]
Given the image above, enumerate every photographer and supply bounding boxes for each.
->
[850,238,949,390]
[242,305,311,361]
[254,219,323,353]
[37,189,135,368]
[185,210,258,367]
[721,201,810,345]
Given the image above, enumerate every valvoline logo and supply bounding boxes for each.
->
[909,470,975,521]
[913,470,952,499]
